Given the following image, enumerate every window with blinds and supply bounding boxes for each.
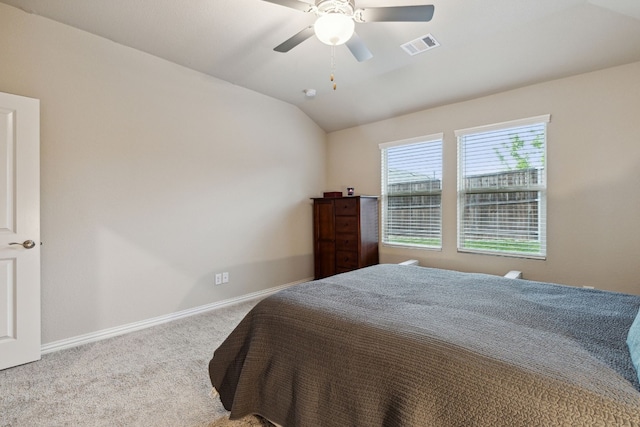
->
[455,115,549,258]
[380,134,443,249]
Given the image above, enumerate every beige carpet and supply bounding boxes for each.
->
[207,415,270,427]
[205,415,266,427]
[0,299,265,427]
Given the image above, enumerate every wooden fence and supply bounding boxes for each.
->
[386,169,542,240]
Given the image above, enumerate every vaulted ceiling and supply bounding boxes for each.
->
[2,0,640,132]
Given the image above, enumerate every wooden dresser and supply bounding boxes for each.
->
[312,196,379,279]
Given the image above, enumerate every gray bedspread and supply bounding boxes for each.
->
[209,264,640,426]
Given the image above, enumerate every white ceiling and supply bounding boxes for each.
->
[2,0,640,132]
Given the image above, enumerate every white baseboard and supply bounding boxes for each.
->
[41,277,312,355]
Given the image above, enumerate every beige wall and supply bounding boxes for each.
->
[327,61,640,295]
[0,4,326,344]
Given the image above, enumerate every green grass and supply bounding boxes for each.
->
[463,239,541,254]
[386,236,441,248]
[387,236,541,255]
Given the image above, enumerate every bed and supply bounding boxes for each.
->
[209,264,640,426]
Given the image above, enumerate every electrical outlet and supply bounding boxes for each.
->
[215,273,222,285]
[222,272,229,283]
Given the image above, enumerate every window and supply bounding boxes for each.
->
[455,115,549,258]
[380,134,443,249]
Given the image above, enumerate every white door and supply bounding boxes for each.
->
[0,92,40,370]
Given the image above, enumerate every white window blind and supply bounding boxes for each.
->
[455,115,549,258]
[380,134,443,249]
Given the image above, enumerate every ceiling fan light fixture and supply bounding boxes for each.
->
[314,13,355,46]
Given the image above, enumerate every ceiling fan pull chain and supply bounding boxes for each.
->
[330,45,337,90]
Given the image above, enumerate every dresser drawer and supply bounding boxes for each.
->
[335,216,357,233]
[336,250,358,269]
[334,198,358,216]
[335,233,358,251]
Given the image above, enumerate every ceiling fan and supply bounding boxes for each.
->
[264,0,435,62]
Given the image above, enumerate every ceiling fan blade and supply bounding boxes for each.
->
[274,26,315,52]
[346,32,373,62]
[360,5,435,22]
[262,0,313,12]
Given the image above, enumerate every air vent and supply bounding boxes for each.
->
[401,33,440,56]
